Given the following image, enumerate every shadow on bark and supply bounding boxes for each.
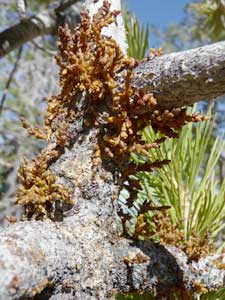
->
[137,241,184,293]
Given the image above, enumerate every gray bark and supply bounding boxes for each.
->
[131,41,225,109]
[0,122,225,299]
[1,3,225,109]
[1,199,225,299]
[1,217,225,300]
[0,0,82,58]
[1,2,225,299]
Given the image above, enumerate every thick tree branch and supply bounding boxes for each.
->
[0,0,82,58]
[131,41,225,109]
[0,218,224,299]
[2,4,225,108]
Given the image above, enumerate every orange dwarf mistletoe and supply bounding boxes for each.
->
[17,0,206,243]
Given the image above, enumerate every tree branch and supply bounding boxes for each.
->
[2,3,225,110]
[0,217,224,299]
[131,41,225,109]
[0,0,82,58]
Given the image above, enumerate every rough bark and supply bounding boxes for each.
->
[1,2,225,299]
[1,2,225,110]
[131,41,225,109]
[0,97,225,299]
[1,222,225,300]
[0,0,82,58]
[0,131,225,299]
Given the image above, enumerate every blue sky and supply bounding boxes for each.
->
[124,0,190,46]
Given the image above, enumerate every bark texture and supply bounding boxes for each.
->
[1,162,225,300]
[0,118,225,299]
[1,3,225,110]
[1,2,225,299]
[131,41,225,109]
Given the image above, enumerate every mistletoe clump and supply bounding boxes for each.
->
[16,0,210,261]
[16,146,74,220]
[133,211,214,261]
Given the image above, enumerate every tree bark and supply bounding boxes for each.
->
[1,129,225,299]
[1,3,225,110]
[0,94,225,299]
[131,41,225,109]
[1,2,225,299]
[1,222,225,300]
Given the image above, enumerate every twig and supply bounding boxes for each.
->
[55,0,80,14]
[0,46,23,115]
[31,40,57,56]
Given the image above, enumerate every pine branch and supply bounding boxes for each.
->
[0,0,81,58]
[131,41,225,109]
[0,216,224,299]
